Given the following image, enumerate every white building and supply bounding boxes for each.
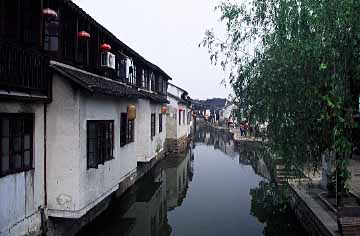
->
[0,41,48,235]
[46,61,169,219]
[0,0,176,235]
[166,83,193,155]
[219,103,238,124]
[0,100,46,236]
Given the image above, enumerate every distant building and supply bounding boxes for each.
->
[166,83,193,155]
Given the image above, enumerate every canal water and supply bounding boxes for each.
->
[77,126,308,236]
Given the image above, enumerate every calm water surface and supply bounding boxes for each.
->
[77,126,308,236]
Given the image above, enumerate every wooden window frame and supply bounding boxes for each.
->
[0,113,34,178]
[120,113,135,147]
[183,110,185,125]
[151,113,156,139]
[159,114,163,133]
[87,120,114,169]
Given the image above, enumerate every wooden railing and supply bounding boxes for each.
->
[0,40,50,96]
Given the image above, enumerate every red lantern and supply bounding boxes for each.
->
[100,43,111,52]
[42,8,58,19]
[161,106,167,114]
[77,31,91,40]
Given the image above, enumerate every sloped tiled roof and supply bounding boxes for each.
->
[51,62,168,103]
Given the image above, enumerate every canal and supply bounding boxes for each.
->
[77,126,308,236]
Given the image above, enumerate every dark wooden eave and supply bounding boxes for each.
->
[62,0,172,81]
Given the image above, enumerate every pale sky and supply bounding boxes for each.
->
[72,0,230,100]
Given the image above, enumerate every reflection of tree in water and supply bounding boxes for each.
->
[250,181,307,236]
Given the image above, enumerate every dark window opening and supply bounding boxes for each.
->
[158,76,163,93]
[43,4,60,52]
[183,110,185,124]
[120,113,135,147]
[162,80,167,94]
[127,59,136,85]
[0,114,34,177]
[76,19,89,65]
[87,120,114,169]
[142,69,149,90]
[22,0,41,46]
[1,0,19,40]
[116,53,127,81]
[150,72,155,91]
[62,10,76,61]
[179,110,181,126]
[159,114,163,133]
[151,114,156,139]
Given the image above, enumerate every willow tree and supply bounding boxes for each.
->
[202,0,360,202]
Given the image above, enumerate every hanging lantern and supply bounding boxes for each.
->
[161,105,167,114]
[127,104,136,120]
[42,8,58,19]
[77,31,91,40]
[100,43,111,52]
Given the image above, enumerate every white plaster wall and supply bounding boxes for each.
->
[47,74,138,218]
[149,103,166,159]
[176,107,190,139]
[46,75,81,217]
[166,106,177,140]
[136,99,166,162]
[78,94,137,214]
[166,96,191,140]
[0,101,45,236]
[135,99,151,162]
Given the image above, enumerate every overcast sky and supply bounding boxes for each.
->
[72,0,229,100]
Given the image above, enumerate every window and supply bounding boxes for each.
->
[22,0,41,45]
[76,19,89,65]
[43,12,60,51]
[183,110,185,124]
[127,58,136,85]
[179,110,181,125]
[162,80,167,94]
[159,114,163,133]
[87,121,114,168]
[158,76,163,93]
[151,114,156,139]
[62,11,76,61]
[150,72,155,91]
[120,113,134,147]
[116,53,127,81]
[0,114,34,177]
[142,69,149,90]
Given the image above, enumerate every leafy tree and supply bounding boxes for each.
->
[202,0,360,204]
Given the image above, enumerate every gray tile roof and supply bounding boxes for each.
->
[51,63,168,103]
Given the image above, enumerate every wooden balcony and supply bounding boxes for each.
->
[0,40,50,99]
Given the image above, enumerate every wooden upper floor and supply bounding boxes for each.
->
[0,0,170,100]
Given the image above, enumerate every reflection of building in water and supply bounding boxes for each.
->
[196,127,237,159]
[123,167,170,236]
[238,147,272,180]
[76,165,171,236]
[162,151,192,210]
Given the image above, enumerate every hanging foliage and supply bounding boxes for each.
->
[202,0,360,201]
